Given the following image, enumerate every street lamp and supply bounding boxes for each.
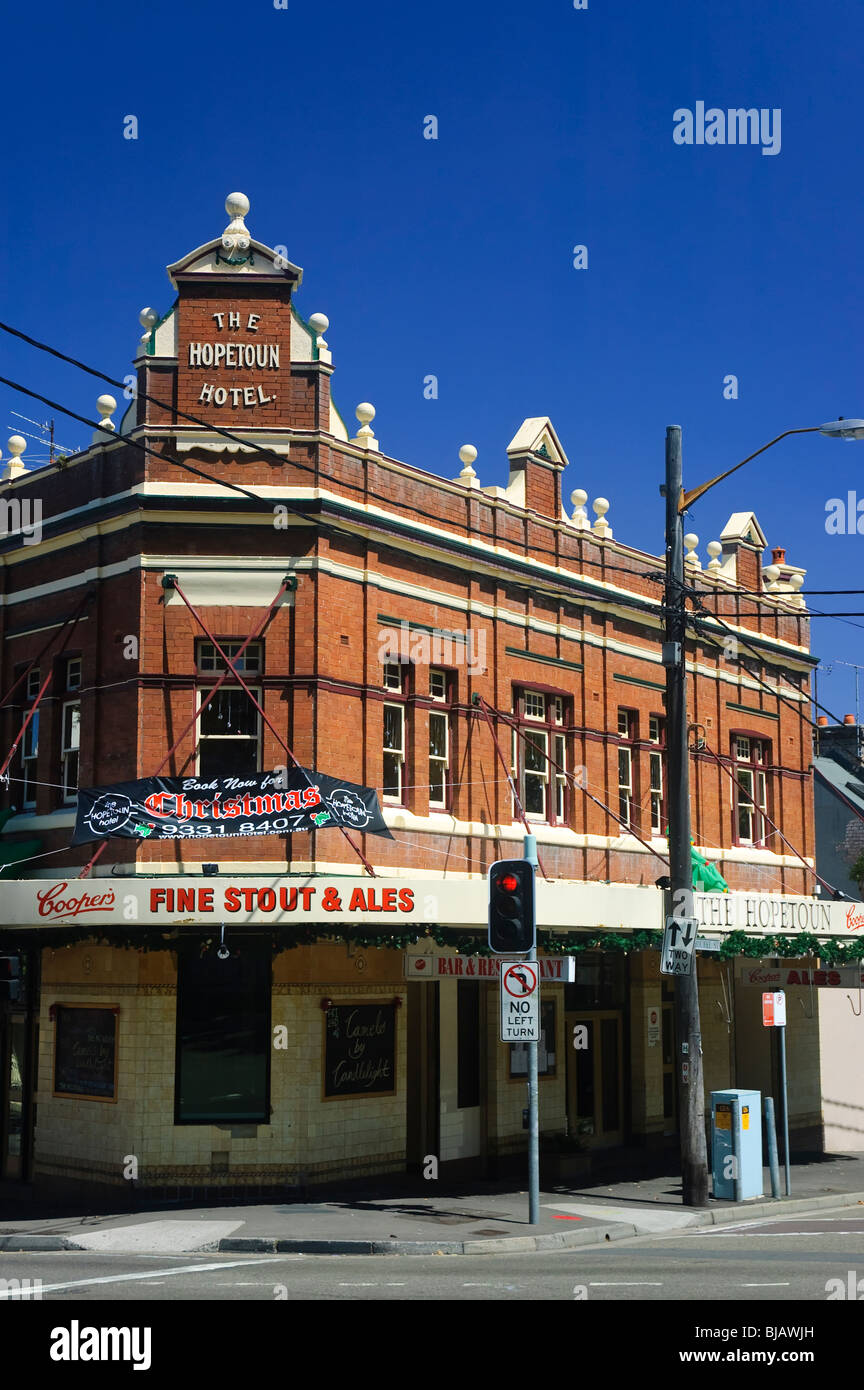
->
[663,418,863,1208]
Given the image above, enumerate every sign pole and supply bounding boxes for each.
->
[779,1023,791,1196]
[524,833,539,1225]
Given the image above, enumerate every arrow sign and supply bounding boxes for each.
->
[660,916,700,976]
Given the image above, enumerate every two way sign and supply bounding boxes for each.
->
[660,915,699,977]
[499,960,540,1041]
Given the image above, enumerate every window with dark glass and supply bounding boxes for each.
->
[175,939,270,1124]
[196,641,263,779]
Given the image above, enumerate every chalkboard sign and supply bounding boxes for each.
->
[53,1004,118,1102]
[323,1002,397,1099]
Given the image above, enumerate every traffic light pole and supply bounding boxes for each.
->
[524,833,540,1224]
[664,425,710,1207]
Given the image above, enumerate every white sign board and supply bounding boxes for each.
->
[762,990,787,1027]
[499,960,540,1041]
[660,916,698,976]
[404,953,575,981]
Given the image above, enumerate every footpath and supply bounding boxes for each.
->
[1,1153,863,1256]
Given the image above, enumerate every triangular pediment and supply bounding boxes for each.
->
[720,511,767,550]
[505,417,570,468]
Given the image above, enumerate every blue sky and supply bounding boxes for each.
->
[3,0,863,716]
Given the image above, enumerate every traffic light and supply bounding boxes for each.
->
[0,955,20,1003]
[488,859,535,954]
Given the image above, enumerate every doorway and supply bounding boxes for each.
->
[0,948,38,1183]
[566,1011,624,1147]
[406,982,439,1173]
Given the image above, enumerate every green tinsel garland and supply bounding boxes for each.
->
[1,921,860,965]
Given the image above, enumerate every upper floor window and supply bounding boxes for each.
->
[429,710,449,808]
[734,735,769,846]
[198,688,261,779]
[617,709,637,829]
[383,663,403,692]
[510,688,570,824]
[65,657,82,692]
[26,668,41,700]
[429,668,448,701]
[648,715,666,836]
[197,640,263,675]
[61,701,80,802]
[524,690,546,721]
[21,710,38,808]
[383,704,405,802]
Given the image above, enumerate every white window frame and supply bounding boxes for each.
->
[618,746,633,828]
[66,657,82,691]
[383,703,405,803]
[21,709,38,808]
[26,668,41,700]
[522,728,549,820]
[61,700,81,803]
[383,663,403,692]
[649,749,664,836]
[429,668,447,701]
[196,686,262,778]
[734,737,769,845]
[197,640,263,675]
[524,690,546,721]
[428,710,449,808]
[554,733,567,823]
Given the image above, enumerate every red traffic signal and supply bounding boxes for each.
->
[488,859,535,954]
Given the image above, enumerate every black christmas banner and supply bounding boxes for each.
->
[72,770,394,844]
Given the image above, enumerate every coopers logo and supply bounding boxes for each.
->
[36,883,117,919]
[49,1321,151,1371]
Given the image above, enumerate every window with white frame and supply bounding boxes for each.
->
[383,704,405,801]
[734,735,769,845]
[383,663,403,692]
[510,689,571,824]
[61,701,80,802]
[21,709,39,807]
[65,656,82,691]
[648,715,666,836]
[522,728,548,816]
[198,688,261,779]
[524,690,546,721]
[554,733,567,822]
[197,640,262,675]
[429,668,447,701]
[19,669,40,808]
[429,710,449,807]
[617,709,636,829]
[618,745,633,828]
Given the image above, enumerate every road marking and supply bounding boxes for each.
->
[338,1282,378,1287]
[4,1258,276,1297]
[544,1202,698,1234]
[589,1281,663,1287]
[71,1219,245,1254]
[741,1282,790,1287]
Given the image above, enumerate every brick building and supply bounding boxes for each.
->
[0,193,847,1197]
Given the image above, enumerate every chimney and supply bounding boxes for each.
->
[771,546,786,565]
[816,716,863,768]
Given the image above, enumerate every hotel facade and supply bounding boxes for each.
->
[0,193,857,1199]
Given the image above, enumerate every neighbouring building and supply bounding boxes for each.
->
[0,192,856,1199]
